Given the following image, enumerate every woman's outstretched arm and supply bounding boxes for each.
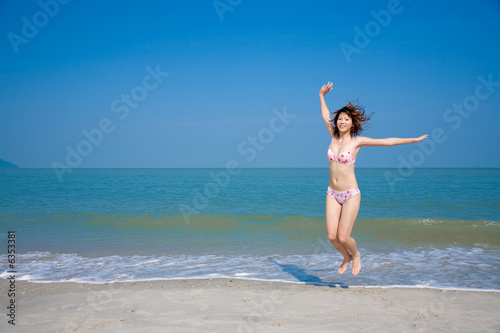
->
[357,135,428,147]
[319,82,334,136]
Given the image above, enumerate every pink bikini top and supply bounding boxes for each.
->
[328,142,356,165]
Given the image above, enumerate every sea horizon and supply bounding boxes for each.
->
[6,166,500,169]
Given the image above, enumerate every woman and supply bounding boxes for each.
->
[319,82,428,275]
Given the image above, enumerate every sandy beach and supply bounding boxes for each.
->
[1,278,499,332]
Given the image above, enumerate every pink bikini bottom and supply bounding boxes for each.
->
[327,186,360,205]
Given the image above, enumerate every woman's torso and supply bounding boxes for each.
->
[328,136,359,190]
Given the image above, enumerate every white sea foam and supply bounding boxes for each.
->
[1,247,499,291]
[128,259,160,267]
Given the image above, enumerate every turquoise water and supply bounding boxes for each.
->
[1,168,499,289]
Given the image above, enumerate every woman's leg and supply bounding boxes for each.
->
[326,194,352,274]
[337,194,362,275]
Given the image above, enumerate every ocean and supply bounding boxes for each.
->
[1,168,499,290]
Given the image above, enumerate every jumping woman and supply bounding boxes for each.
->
[319,82,428,275]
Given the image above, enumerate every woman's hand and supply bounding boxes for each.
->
[415,134,429,143]
[319,82,333,97]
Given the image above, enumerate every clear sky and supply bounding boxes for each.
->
[1,0,499,169]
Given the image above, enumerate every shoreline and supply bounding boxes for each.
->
[1,278,499,332]
[4,276,500,293]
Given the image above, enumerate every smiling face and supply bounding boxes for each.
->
[335,112,352,134]
[331,100,372,138]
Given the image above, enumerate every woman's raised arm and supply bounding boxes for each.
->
[357,135,428,147]
[319,82,334,136]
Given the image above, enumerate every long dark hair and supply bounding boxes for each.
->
[330,100,372,137]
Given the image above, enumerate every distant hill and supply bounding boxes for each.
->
[0,159,20,168]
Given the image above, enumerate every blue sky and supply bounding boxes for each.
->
[1,0,499,168]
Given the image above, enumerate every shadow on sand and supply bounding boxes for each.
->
[268,258,349,288]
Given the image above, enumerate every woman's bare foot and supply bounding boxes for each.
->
[352,252,361,275]
[338,255,352,274]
